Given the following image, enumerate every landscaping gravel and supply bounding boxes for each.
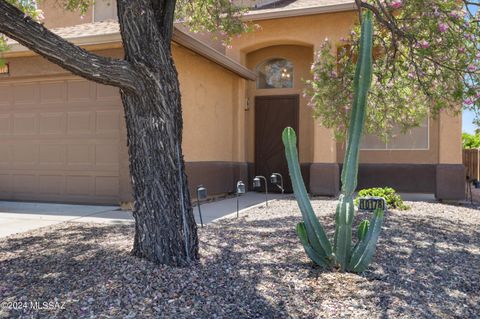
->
[0,198,479,318]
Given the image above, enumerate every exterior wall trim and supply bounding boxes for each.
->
[243,2,356,21]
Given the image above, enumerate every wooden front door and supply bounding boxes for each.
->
[255,95,299,193]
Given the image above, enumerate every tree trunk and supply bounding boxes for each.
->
[0,0,199,266]
[117,0,199,266]
[122,77,198,266]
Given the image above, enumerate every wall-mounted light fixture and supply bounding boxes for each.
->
[196,185,207,227]
[245,97,250,111]
[236,181,245,218]
[270,173,284,194]
[253,176,268,208]
[0,63,9,76]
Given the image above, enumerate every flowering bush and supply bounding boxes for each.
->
[305,0,479,140]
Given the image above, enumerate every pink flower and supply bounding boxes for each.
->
[330,71,338,78]
[438,23,448,33]
[388,0,402,9]
[449,11,460,19]
[419,40,430,49]
[467,65,477,72]
[464,98,474,105]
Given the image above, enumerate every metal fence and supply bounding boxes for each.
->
[463,148,480,181]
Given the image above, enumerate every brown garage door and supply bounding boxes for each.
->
[0,77,124,204]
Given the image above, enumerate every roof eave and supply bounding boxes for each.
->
[243,2,357,21]
[3,28,256,81]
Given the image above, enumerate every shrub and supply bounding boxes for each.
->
[462,132,480,149]
[355,187,409,210]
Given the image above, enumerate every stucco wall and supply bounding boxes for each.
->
[174,44,247,163]
[245,45,313,163]
[229,11,462,166]
[39,1,93,29]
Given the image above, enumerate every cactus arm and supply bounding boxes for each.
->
[334,196,355,270]
[348,208,384,273]
[357,219,370,241]
[334,11,374,271]
[283,127,333,259]
[340,10,374,197]
[296,222,330,268]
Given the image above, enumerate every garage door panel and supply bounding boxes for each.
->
[96,110,121,135]
[39,112,66,135]
[38,175,65,195]
[0,78,122,204]
[13,144,38,166]
[13,114,37,135]
[39,145,66,166]
[0,174,12,193]
[66,175,94,196]
[40,81,66,105]
[96,144,119,167]
[67,144,94,168]
[67,80,95,104]
[67,111,95,135]
[96,84,119,101]
[13,174,37,194]
[13,83,39,107]
[0,115,11,136]
[0,144,11,165]
[0,85,12,108]
[95,176,119,196]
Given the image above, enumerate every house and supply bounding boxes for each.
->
[0,0,465,204]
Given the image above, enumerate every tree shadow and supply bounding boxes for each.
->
[0,221,291,318]
[0,201,478,318]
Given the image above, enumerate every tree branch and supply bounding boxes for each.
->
[151,0,177,44]
[0,0,139,93]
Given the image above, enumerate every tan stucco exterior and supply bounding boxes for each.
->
[0,4,465,202]
[39,2,93,29]
[228,11,463,167]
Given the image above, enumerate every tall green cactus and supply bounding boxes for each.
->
[282,10,384,273]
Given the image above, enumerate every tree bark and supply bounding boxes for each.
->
[0,0,199,266]
[119,0,199,266]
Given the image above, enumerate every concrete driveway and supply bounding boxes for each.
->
[0,201,133,238]
[0,192,287,238]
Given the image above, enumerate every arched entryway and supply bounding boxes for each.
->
[246,44,314,193]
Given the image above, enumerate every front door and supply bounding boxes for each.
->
[255,95,299,193]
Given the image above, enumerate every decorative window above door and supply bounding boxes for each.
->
[256,58,293,89]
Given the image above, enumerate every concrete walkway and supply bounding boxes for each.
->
[0,192,285,238]
[193,192,286,225]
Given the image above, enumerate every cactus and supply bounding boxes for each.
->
[282,10,384,273]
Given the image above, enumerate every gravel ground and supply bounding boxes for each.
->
[0,198,479,319]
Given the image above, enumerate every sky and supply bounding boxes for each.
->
[462,3,478,134]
